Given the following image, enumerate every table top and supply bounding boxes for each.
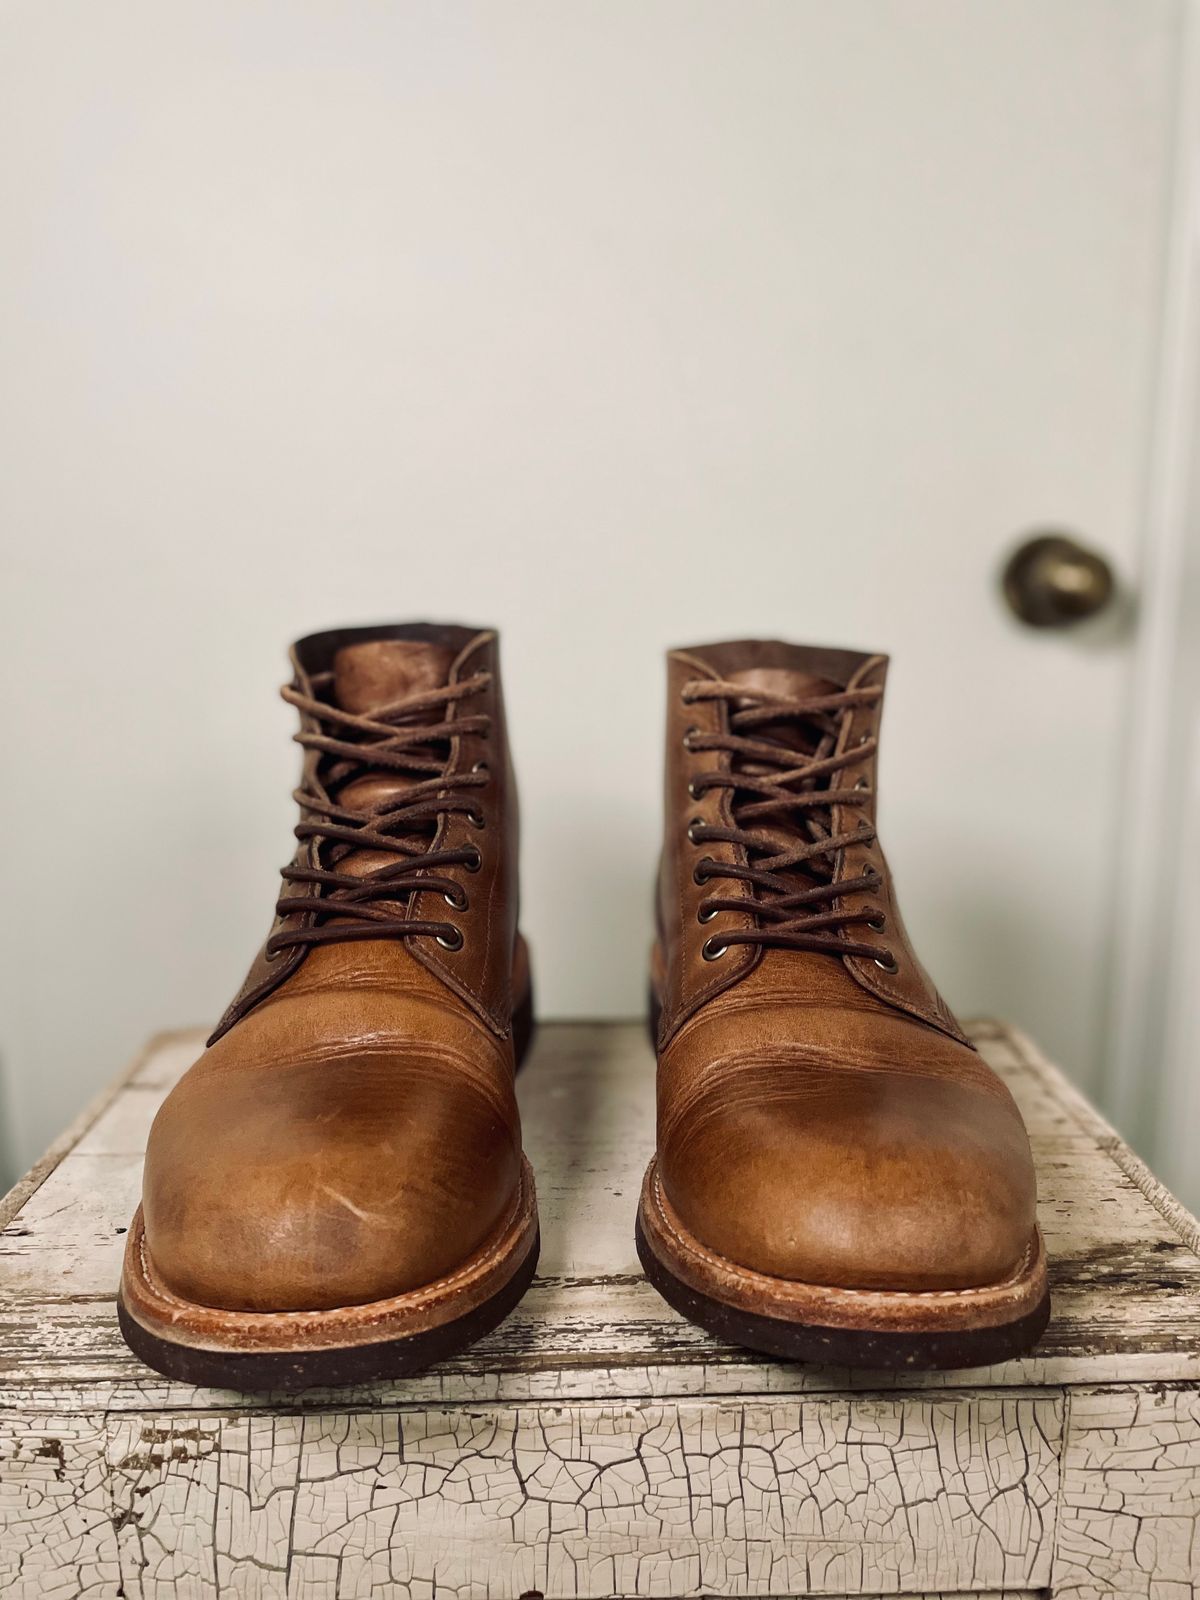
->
[2,1018,1198,1413]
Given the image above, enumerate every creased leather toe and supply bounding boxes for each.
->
[143,1041,520,1313]
[660,1055,1036,1293]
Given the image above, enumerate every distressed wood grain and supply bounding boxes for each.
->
[2,1022,1200,1410]
[1,1020,1198,1597]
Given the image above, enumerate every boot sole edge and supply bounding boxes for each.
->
[636,1158,1050,1372]
[118,1159,539,1393]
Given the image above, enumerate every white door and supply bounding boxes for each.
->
[0,1,1184,1178]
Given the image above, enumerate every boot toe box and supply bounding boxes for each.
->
[660,1058,1037,1293]
[141,1045,520,1313]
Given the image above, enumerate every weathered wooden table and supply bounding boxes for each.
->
[2,1020,1198,1599]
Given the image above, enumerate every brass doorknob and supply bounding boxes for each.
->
[1001,533,1116,628]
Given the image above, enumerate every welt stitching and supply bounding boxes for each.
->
[649,1167,1036,1303]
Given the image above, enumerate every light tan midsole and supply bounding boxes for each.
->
[639,1158,1047,1335]
[120,1157,538,1355]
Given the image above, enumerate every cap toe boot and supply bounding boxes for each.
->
[639,640,1048,1368]
[119,625,538,1390]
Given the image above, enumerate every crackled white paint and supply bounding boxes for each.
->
[95,1397,1061,1598]
[1,1021,1199,1598]
[1054,1386,1200,1598]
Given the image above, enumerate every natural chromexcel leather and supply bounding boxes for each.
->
[140,624,529,1314]
[652,638,1039,1294]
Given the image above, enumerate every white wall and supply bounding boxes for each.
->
[0,0,1180,1178]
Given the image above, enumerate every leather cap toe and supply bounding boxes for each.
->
[141,1048,520,1313]
[660,1060,1037,1293]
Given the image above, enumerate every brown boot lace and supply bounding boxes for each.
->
[682,677,895,968]
[266,670,490,956]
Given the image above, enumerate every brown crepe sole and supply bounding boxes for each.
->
[636,1157,1050,1370]
[119,1155,539,1392]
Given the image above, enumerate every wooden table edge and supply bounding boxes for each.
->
[0,1026,202,1230]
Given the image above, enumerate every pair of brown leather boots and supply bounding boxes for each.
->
[119,624,1048,1390]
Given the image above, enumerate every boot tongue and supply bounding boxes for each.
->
[721,665,843,869]
[723,665,840,702]
[327,638,459,879]
[332,638,457,713]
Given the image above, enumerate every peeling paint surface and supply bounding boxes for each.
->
[1,1022,1198,1597]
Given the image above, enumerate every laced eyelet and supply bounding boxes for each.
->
[687,779,704,800]
[697,905,718,924]
[468,809,486,829]
[874,950,899,974]
[683,726,700,750]
[693,858,712,885]
[444,888,469,911]
[687,818,704,845]
[472,760,490,776]
[702,936,728,961]
[858,731,871,746]
[866,910,886,933]
[436,927,464,951]
[463,846,483,873]
[855,776,870,791]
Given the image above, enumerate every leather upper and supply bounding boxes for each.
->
[653,639,1039,1293]
[210,624,521,1044]
[141,624,527,1313]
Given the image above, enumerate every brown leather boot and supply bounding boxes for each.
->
[118,624,538,1390]
[638,639,1049,1369]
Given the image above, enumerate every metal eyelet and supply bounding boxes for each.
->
[444,888,469,911]
[702,936,728,961]
[855,776,870,791]
[858,731,871,746]
[697,905,718,924]
[472,760,489,775]
[874,951,899,974]
[866,910,886,933]
[693,858,712,886]
[688,779,704,800]
[463,846,482,873]
[687,818,704,845]
[468,809,486,829]
[436,927,464,951]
